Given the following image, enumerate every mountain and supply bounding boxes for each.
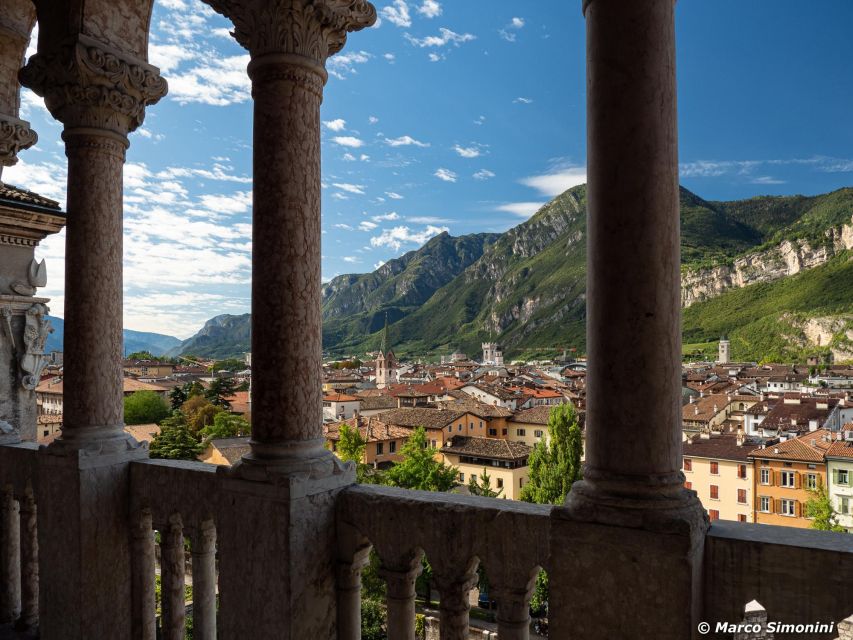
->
[321,231,499,347]
[179,184,853,362]
[167,314,251,359]
[44,316,182,356]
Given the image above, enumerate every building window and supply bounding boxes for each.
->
[710,461,719,475]
[431,440,437,448]
[519,478,524,488]
[496,478,504,489]
[534,430,543,438]
[837,469,850,486]
[331,442,337,452]
[447,426,452,432]
[806,474,817,490]
[738,514,747,523]
[480,421,483,428]
[738,464,747,479]
[780,471,796,488]
[760,468,771,485]
[710,485,719,500]
[517,428,526,437]
[488,429,497,436]
[780,499,796,517]
[840,497,850,515]
[470,422,474,429]
[502,429,507,436]
[759,496,771,513]
[376,443,384,455]
[389,441,396,454]
[683,458,692,472]
[737,489,747,504]
[458,424,463,431]
[685,481,692,490]
[709,510,719,521]
[459,472,465,482]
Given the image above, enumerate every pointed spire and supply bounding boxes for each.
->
[380,311,389,355]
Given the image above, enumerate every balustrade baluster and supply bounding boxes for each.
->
[161,513,186,640]
[379,558,422,640]
[15,486,37,632]
[336,547,370,640]
[191,519,217,640]
[434,567,478,640]
[0,485,20,624]
[131,508,156,640]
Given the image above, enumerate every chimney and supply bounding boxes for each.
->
[736,429,745,446]
[774,447,779,454]
[694,405,699,416]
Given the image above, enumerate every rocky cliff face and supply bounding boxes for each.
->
[681,215,853,307]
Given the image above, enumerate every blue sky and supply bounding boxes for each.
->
[6,0,853,338]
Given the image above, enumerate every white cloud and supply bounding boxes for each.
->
[374,261,387,270]
[499,17,525,42]
[343,256,360,263]
[384,53,396,62]
[405,28,476,48]
[511,17,525,28]
[369,116,380,124]
[381,0,412,27]
[334,223,354,231]
[156,163,252,184]
[332,136,365,148]
[333,183,366,195]
[383,135,429,147]
[197,191,252,215]
[328,50,371,80]
[434,168,457,183]
[324,119,347,131]
[372,212,400,221]
[750,176,786,185]
[407,216,452,224]
[453,144,481,159]
[513,97,533,104]
[359,221,378,231]
[473,169,495,180]
[166,54,251,106]
[428,53,443,63]
[385,192,404,200]
[520,166,587,196]
[370,224,449,251]
[360,154,371,162]
[342,153,357,161]
[496,202,546,217]
[417,0,442,18]
[474,115,486,126]
[149,43,197,73]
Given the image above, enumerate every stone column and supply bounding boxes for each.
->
[15,485,36,632]
[433,569,478,640]
[130,509,156,640]
[492,587,532,640]
[335,549,370,640]
[202,0,375,478]
[190,520,217,640]
[549,1,708,639]
[17,35,166,640]
[160,514,186,640]
[0,485,20,624]
[379,562,422,640]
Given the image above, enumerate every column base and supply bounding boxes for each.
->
[46,425,144,459]
[549,480,708,640]
[228,438,351,485]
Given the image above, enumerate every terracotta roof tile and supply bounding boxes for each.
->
[443,435,531,461]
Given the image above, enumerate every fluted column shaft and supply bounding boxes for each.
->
[583,0,682,496]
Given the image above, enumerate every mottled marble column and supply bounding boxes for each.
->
[550,3,708,638]
[19,35,166,451]
[202,0,375,476]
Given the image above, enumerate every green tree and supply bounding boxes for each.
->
[360,598,386,640]
[126,350,156,360]
[184,381,205,398]
[182,395,220,434]
[169,386,188,412]
[199,412,250,442]
[415,556,433,604]
[805,477,845,532]
[212,358,248,372]
[149,421,204,460]
[520,403,583,505]
[205,377,237,409]
[124,390,170,425]
[467,468,503,498]
[384,427,458,492]
[529,569,549,618]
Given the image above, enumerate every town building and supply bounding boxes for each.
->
[481,342,504,367]
[682,432,756,523]
[749,430,833,528]
[442,436,531,500]
[322,393,360,421]
[507,406,552,448]
[827,431,853,532]
[122,359,175,378]
[324,416,411,468]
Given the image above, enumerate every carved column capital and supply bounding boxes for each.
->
[0,115,37,168]
[18,34,167,136]
[204,0,376,62]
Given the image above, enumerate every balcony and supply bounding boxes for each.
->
[1,0,852,638]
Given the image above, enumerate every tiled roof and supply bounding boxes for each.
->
[437,398,513,418]
[462,383,519,401]
[359,395,397,411]
[209,436,251,464]
[682,394,729,423]
[682,433,759,463]
[509,406,553,425]
[37,413,62,424]
[748,429,834,463]
[324,417,412,442]
[443,435,531,461]
[122,378,170,393]
[826,437,853,459]
[0,183,62,211]
[124,423,161,444]
[324,393,359,402]
[759,398,838,432]
[373,407,465,430]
